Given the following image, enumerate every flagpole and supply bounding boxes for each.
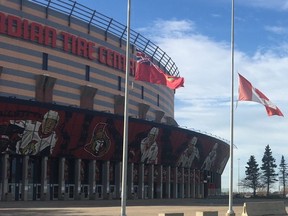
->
[226,0,235,215]
[121,0,131,215]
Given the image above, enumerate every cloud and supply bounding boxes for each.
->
[239,0,288,11]
[139,18,288,190]
[137,19,197,39]
[265,25,288,35]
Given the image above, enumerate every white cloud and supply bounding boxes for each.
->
[140,19,288,190]
[239,0,288,11]
[265,25,288,35]
[137,19,197,39]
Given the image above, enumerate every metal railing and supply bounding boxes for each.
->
[179,126,230,145]
[28,0,180,77]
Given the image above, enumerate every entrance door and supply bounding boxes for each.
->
[65,184,74,199]
[96,185,103,199]
[51,184,58,200]
[110,185,116,199]
[12,157,22,201]
[144,185,148,199]
[32,184,41,200]
[81,185,89,199]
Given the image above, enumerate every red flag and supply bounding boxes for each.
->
[135,51,184,90]
[238,73,283,116]
[165,74,185,90]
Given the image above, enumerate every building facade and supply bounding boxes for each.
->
[0,0,230,201]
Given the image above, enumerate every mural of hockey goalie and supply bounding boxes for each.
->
[0,110,60,155]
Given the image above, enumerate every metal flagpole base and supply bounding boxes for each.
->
[226,210,235,216]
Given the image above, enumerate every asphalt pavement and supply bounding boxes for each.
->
[0,197,286,216]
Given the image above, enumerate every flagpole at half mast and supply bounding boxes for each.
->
[226,0,235,215]
[121,0,131,215]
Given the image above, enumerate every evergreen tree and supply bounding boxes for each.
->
[261,145,278,196]
[279,155,288,197]
[243,155,261,197]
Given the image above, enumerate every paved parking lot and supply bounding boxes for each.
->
[0,198,286,216]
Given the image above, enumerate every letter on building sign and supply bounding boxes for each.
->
[44,26,57,48]
[30,22,44,44]
[0,12,6,34]
[7,15,22,37]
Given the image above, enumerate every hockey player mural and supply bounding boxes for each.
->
[0,110,60,155]
[0,100,229,174]
[201,143,219,171]
[176,136,200,168]
[140,127,159,165]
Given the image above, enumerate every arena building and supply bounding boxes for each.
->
[0,0,230,201]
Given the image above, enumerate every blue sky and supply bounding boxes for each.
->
[76,0,288,192]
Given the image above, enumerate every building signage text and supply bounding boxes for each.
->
[0,12,136,75]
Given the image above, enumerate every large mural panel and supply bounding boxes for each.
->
[0,98,229,174]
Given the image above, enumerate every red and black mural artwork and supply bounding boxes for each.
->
[0,98,229,174]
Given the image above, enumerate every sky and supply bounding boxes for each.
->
[75,0,288,193]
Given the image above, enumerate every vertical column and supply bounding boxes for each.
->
[156,165,163,199]
[102,161,110,199]
[127,163,134,199]
[180,167,185,198]
[115,162,121,199]
[58,157,65,200]
[196,169,201,198]
[88,160,96,200]
[166,166,171,199]
[187,169,191,198]
[148,164,154,199]
[194,169,199,198]
[190,169,193,198]
[172,167,177,198]
[200,170,204,198]
[1,154,9,200]
[138,163,144,199]
[40,156,48,200]
[21,155,29,201]
[193,169,197,198]
[74,158,81,200]
[193,169,196,198]
[95,162,102,199]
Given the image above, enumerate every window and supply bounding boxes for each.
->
[85,65,90,81]
[157,94,160,106]
[42,53,48,70]
[141,86,144,99]
[118,76,121,91]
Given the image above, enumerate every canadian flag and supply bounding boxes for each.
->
[238,73,284,116]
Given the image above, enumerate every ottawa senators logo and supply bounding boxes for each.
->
[84,123,111,158]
